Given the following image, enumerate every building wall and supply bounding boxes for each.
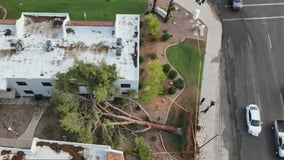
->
[7,78,53,97]
[7,78,138,98]
[114,79,139,97]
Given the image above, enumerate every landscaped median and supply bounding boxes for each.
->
[163,38,206,158]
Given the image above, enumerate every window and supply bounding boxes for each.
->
[41,82,52,86]
[16,81,27,86]
[24,90,34,94]
[249,112,251,121]
[122,92,129,95]
[121,84,131,88]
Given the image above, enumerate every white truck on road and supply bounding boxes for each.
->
[272,120,284,157]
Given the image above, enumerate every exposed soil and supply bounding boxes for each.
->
[34,105,73,142]
[0,104,34,138]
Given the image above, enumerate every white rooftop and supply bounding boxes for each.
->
[0,138,124,160]
[0,13,139,80]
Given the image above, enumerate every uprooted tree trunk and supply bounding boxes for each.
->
[183,110,196,157]
[97,102,182,135]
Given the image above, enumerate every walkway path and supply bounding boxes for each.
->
[0,5,7,20]
[18,104,47,140]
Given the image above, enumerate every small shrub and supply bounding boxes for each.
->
[170,4,176,11]
[163,64,171,73]
[159,87,167,95]
[150,52,157,60]
[168,70,178,79]
[168,87,176,95]
[139,82,144,89]
[151,136,157,142]
[174,78,184,89]
[150,37,157,42]
[128,90,137,97]
[161,33,171,41]
[139,56,145,63]
[140,38,144,46]
[114,97,126,105]
[144,11,150,15]
[140,68,145,74]
[160,87,168,95]
[66,28,75,34]
[136,105,141,111]
[132,137,151,160]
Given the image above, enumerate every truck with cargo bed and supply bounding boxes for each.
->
[272,120,284,157]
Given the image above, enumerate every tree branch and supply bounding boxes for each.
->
[124,97,153,121]
[109,121,135,126]
[132,125,152,133]
[98,103,178,133]
[105,101,142,121]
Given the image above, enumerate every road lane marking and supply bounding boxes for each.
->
[222,2,284,8]
[267,33,272,48]
[280,93,284,111]
[223,16,284,22]
[247,35,252,49]
[257,94,261,111]
[243,2,284,7]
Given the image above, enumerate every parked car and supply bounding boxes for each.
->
[232,0,243,10]
[272,120,284,157]
[246,104,262,136]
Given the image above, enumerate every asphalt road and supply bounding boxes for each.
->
[212,0,284,159]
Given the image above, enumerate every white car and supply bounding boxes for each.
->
[246,104,262,136]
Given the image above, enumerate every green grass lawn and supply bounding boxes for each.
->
[165,38,205,156]
[166,38,204,87]
[1,0,147,21]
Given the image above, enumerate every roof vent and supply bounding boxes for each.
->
[4,29,12,36]
[117,38,122,46]
[44,40,53,52]
[15,39,24,52]
[116,48,122,56]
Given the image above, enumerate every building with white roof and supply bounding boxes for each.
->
[0,138,124,160]
[0,13,140,98]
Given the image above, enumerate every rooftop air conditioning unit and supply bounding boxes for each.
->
[116,48,122,56]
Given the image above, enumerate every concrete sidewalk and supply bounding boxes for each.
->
[174,0,224,159]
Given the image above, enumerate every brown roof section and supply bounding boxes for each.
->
[66,21,114,27]
[107,152,124,160]
[0,20,16,25]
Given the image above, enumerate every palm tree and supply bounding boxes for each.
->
[165,0,174,22]
[152,0,158,13]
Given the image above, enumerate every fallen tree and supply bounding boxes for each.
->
[52,60,180,147]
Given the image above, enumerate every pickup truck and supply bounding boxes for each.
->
[272,120,284,157]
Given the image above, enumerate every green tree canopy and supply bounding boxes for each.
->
[144,13,161,36]
[140,60,166,102]
[52,60,177,147]
[55,60,118,102]
[132,137,151,160]
[52,60,120,145]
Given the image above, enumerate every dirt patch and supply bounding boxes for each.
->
[0,104,34,138]
[34,106,72,141]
